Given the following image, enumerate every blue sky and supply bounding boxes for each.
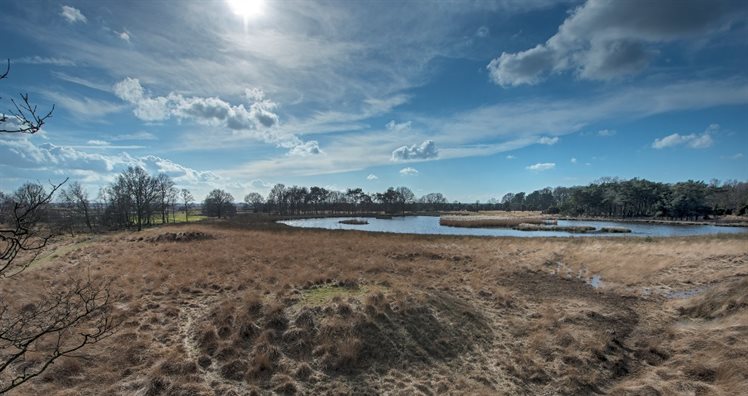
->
[1,0,746,202]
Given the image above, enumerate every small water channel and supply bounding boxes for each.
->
[279,216,748,238]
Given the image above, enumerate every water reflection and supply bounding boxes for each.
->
[279,216,748,238]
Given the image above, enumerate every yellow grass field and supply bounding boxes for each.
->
[4,218,748,395]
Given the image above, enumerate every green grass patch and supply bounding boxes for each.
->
[149,211,208,224]
[300,284,378,305]
[28,239,95,270]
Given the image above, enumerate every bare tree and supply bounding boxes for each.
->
[59,181,94,233]
[203,189,234,218]
[0,60,54,135]
[0,61,115,393]
[243,192,264,213]
[181,189,194,222]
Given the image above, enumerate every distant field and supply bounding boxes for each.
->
[148,210,208,224]
[7,219,748,395]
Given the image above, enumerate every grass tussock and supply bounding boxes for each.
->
[440,215,556,228]
[514,223,596,232]
[339,219,369,225]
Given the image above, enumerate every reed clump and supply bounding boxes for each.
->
[440,215,555,228]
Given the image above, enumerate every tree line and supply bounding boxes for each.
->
[492,178,748,220]
[3,173,747,235]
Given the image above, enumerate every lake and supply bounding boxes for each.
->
[278,216,748,238]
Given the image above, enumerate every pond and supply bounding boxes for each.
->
[278,216,748,238]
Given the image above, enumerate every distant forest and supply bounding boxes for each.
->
[1,168,747,234]
[254,177,748,220]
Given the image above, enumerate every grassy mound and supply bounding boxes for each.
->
[186,283,492,393]
[679,278,748,319]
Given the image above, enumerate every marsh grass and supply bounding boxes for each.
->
[3,222,746,395]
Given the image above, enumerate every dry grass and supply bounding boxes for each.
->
[3,220,747,395]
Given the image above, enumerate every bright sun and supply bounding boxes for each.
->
[227,0,265,19]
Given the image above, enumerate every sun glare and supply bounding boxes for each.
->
[227,0,265,19]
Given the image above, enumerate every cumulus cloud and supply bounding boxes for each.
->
[118,31,131,42]
[287,140,323,156]
[366,174,378,180]
[113,77,318,155]
[652,124,717,149]
[385,120,412,132]
[399,167,419,176]
[538,136,559,145]
[391,140,438,161]
[113,77,279,128]
[487,0,745,86]
[60,5,87,24]
[526,162,556,171]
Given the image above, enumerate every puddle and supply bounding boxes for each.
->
[664,287,705,299]
[588,275,602,289]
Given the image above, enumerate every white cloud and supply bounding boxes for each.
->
[570,157,577,163]
[652,124,717,149]
[722,153,743,160]
[111,131,158,141]
[0,136,220,190]
[385,120,412,132]
[287,140,323,156]
[538,136,559,145]
[245,88,266,101]
[41,91,125,120]
[476,26,490,38]
[113,77,318,154]
[391,140,438,161]
[526,162,555,171]
[366,174,378,180]
[60,5,87,24]
[506,155,516,160]
[87,140,110,146]
[118,31,131,42]
[597,129,616,136]
[487,0,746,86]
[15,56,75,66]
[399,167,419,176]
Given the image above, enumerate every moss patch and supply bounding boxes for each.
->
[300,284,379,305]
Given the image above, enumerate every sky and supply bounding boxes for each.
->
[1,0,746,202]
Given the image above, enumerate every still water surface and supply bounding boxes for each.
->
[279,216,748,238]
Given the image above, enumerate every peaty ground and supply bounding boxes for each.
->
[5,218,748,395]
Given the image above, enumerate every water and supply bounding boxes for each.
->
[278,216,748,238]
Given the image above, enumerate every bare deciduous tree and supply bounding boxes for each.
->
[0,60,54,135]
[59,181,94,233]
[1,60,115,393]
[181,189,194,222]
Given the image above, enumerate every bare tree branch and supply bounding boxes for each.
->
[0,59,54,135]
